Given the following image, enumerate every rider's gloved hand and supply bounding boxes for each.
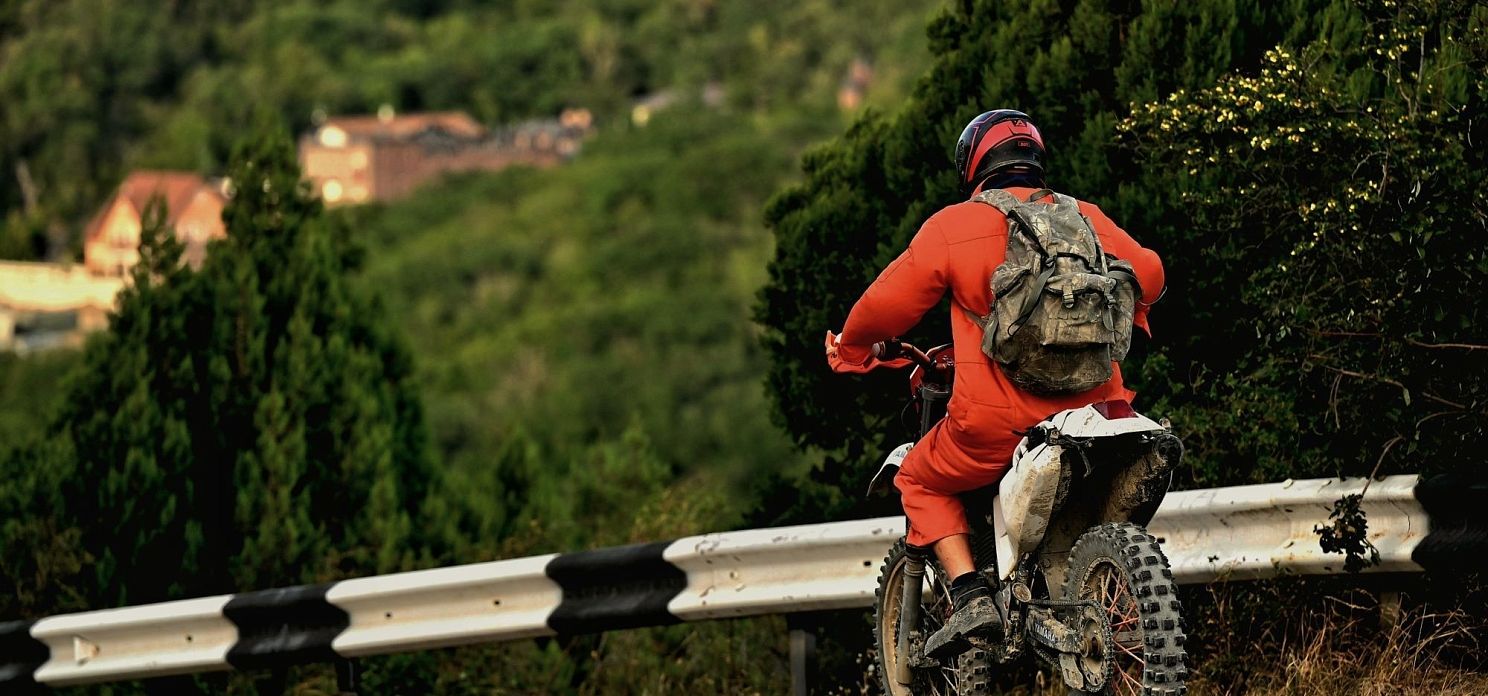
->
[825,331,910,374]
[872,340,904,360]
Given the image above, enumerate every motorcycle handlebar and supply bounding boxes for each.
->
[873,340,934,369]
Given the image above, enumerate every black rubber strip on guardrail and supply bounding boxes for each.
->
[223,583,349,670]
[545,541,688,635]
[1412,474,1488,573]
[0,619,48,693]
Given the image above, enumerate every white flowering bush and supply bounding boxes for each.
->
[1122,0,1486,485]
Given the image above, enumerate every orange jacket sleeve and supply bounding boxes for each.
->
[1082,203,1165,335]
[837,217,951,365]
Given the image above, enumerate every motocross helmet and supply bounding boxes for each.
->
[954,109,1045,196]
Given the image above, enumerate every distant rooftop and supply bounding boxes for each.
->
[82,170,224,243]
[314,111,487,146]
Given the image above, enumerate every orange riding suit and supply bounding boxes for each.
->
[836,187,1165,548]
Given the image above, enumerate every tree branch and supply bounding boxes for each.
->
[1404,338,1488,351]
[1311,330,1488,351]
[1308,358,1469,410]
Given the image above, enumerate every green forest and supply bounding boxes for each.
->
[2,0,1486,693]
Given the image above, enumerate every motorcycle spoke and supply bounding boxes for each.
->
[939,665,958,690]
[1115,660,1144,695]
[1114,638,1143,661]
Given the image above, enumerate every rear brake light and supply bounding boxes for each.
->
[1093,400,1136,419]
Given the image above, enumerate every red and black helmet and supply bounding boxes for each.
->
[954,109,1045,196]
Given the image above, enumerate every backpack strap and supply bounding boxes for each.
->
[1106,264,1141,294]
[971,188,1020,214]
[960,261,1058,338]
[973,188,1051,260]
[961,304,990,329]
[1009,263,1057,336]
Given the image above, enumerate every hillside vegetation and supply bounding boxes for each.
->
[0,0,927,259]
[345,109,822,558]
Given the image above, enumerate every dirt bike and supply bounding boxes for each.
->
[867,341,1188,696]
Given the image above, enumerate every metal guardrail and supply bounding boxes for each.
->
[0,474,1448,690]
[1150,475,1425,583]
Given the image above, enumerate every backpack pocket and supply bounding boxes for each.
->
[1039,270,1118,347]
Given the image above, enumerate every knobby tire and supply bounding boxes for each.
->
[1063,523,1189,696]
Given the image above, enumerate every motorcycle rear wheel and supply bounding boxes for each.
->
[874,537,993,696]
[1062,523,1189,696]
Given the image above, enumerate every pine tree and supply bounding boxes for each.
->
[49,121,432,607]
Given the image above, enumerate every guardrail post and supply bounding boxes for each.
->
[335,659,359,695]
[1378,590,1402,630]
[787,614,816,696]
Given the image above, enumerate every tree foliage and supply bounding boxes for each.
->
[0,2,935,690]
[1124,6,1487,484]
[346,109,814,560]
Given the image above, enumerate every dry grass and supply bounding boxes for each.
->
[1185,581,1488,696]
[1189,608,1488,695]
[850,583,1488,695]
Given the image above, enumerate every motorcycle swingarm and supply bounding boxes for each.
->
[1022,602,1110,692]
[1023,605,1085,654]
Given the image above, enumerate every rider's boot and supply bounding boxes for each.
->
[925,572,1004,658]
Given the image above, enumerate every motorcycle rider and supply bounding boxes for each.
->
[826,109,1165,656]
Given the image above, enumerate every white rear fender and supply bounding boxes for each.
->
[867,443,914,498]
[994,404,1169,578]
[992,496,1014,581]
[1043,404,1164,438]
[996,441,1062,579]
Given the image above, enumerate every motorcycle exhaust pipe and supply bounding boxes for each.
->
[894,550,927,686]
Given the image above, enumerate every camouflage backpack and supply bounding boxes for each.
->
[964,189,1140,395]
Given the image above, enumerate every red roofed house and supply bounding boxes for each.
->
[299,108,591,206]
[83,171,228,277]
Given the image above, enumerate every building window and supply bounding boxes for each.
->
[319,126,348,148]
[112,223,139,248]
[323,179,344,202]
